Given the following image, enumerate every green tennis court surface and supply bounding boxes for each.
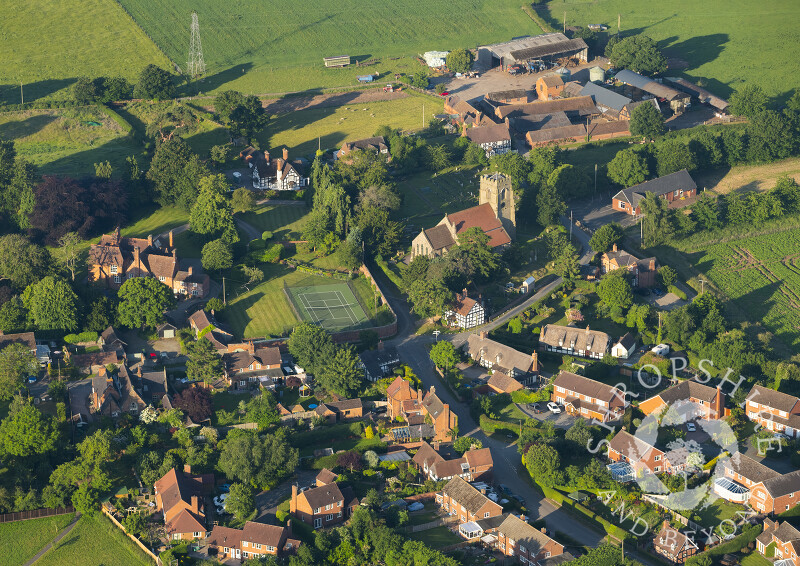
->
[285,282,369,331]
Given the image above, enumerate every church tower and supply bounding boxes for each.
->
[479,173,516,240]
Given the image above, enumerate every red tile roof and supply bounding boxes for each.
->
[446,203,511,248]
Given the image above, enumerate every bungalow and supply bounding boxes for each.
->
[412,441,494,482]
[207,522,300,562]
[290,479,358,529]
[68,350,121,375]
[466,331,540,381]
[154,465,215,541]
[612,170,697,216]
[436,476,502,523]
[359,343,400,381]
[654,521,699,564]
[464,121,512,158]
[601,244,658,288]
[326,398,363,420]
[611,333,637,359]
[746,385,800,438]
[639,380,726,420]
[539,324,611,360]
[552,371,625,422]
[756,518,800,565]
[445,291,486,330]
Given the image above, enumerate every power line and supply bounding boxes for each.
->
[187,12,206,78]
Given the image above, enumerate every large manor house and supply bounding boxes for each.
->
[411,173,516,260]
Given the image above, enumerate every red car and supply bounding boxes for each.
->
[439,91,449,97]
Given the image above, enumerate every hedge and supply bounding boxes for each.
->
[668,285,688,300]
[510,389,538,404]
[262,243,283,263]
[686,523,761,565]
[97,104,135,136]
[539,482,631,542]
[63,331,99,344]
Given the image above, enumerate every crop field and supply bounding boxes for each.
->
[0,0,171,104]
[541,0,800,97]
[0,107,140,176]
[115,0,536,96]
[684,226,800,348]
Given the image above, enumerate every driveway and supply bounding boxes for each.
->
[517,404,576,429]
[254,470,317,520]
[568,198,639,232]
[67,379,92,422]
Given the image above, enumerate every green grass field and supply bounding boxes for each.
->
[238,205,309,241]
[286,282,370,331]
[35,513,151,566]
[674,225,800,348]
[0,107,141,176]
[542,0,800,97]
[0,513,75,566]
[0,0,171,104]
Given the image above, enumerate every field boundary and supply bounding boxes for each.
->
[0,506,74,523]
[107,0,174,70]
[101,505,160,565]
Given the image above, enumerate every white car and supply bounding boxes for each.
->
[651,344,670,356]
[547,402,562,414]
[686,423,696,432]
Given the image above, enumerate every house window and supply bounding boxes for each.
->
[484,512,490,518]
[654,466,661,472]
[243,542,249,548]
[327,514,334,521]
[192,289,199,297]
[655,455,661,461]
[338,510,342,518]
[110,265,118,274]
[266,546,276,552]
[315,507,321,514]
[193,531,201,538]
[159,276,166,282]
[113,275,121,284]
[545,552,552,558]
[520,545,527,554]
[253,543,261,550]
[173,534,181,540]
[326,504,332,510]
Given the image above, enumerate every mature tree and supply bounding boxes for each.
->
[147,138,197,208]
[86,296,115,333]
[691,193,721,230]
[72,77,97,104]
[553,243,580,279]
[190,175,237,242]
[359,185,400,212]
[0,344,37,399]
[214,91,246,121]
[565,418,592,449]
[337,451,362,473]
[589,223,624,253]
[658,266,678,288]
[0,298,26,334]
[21,276,79,331]
[228,95,268,139]
[640,192,674,247]
[446,49,475,74]
[0,398,60,457]
[232,187,256,214]
[525,443,564,487]
[453,436,482,454]
[747,110,796,163]
[407,277,454,318]
[202,239,234,272]
[245,391,279,429]
[656,140,696,176]
[173,387,213,422]
[607,149,649,187]
[772,176,800,214]
[94,161,113,179]
[462,142,489,167]
[630,102,665,140]
[597,270,633,310]
[547,163,588,200]
[241,266,264,292]
[117,277,175,329]
[2,157,37,231]
[186,338,224,384]
[100,76,133,102]
[454,227,498,282]
[536,182,567,227]
[317,346,363,397]
[491,151,532,193]
[0,235,51,292]
[429,341,458,370]
[287,322,334,375]
[226,483,255,521]
[729,84,768,118]
[219,430,298,489]
[134,65,175,100]
[609,35,667,75]
[356,206,402,257]
[54,231,82,281]
[210,144,230,167]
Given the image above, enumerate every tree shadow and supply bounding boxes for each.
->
[179,63,254,97]
[661,33,729,73]
[0,78,76,105]
[37,135,143,178]
[0,113,59,140]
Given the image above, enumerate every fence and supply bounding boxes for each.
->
[101,505,161,565]
[0,506,74,523]
[406,514,458,533]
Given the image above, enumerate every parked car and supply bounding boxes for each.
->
[438,91,450,97]
[512,494,526,505]
[547,402,562,414]
[652,288,664,296]
[686,422,696,432]
[27,375,37,384]
[529,403,543,414]
[499,484,511,494]
[651,344,670,356]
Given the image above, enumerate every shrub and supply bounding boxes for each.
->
[262,243,283,263]
[262,231,273,241]
[63,331,99,344]
[668,285,687,300]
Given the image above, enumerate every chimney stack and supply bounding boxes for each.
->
[480,330,488,339]
[191,495,200,513]
[649,259,656,271]
[463,288,468,298]
[137,365,142,377]
[184,464,192,474]
[461,125,467,137]
[147,234,153,246]
[377,340,384,351]
[612,243,618,252]
[283,147,289,161]
[169,230,174,248]
[133,245,140,265]
[188,266,193,276]
[264,150,270,162]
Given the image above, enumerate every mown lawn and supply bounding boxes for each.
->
[407,525,461,547]
[740,552,772,566]
[238,205,310,241]
[35,513,151,566]
[694,497,745,528]
[396,166,481,232]
[0,513,75,566]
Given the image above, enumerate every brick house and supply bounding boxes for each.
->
[91,366,147,418]
[335,136,389,163]
[717,453,800,514]
[385,377,457,442]
[495,513,565,564]
[207,521,300,561]
[654,521,698,564]
[326,398,363,420]
[757,518,800,565]
[746,385,800,438]
[639,380,727,420]
[154,465,215,541]
[466,331,540,381]
[612,169,697,216]
[551,371,625,422]
[601,244,658,288]
[411,173,515,260]
[464,121,513,158]
[444,291,486,329]
[243,147,309,191]
[223,342,283,388]
[289,477,358,529]
[608,430,670,475]
[536,75,565,100]
[436,477,502,523]
[88,228,210,297]
[444,95,490,126]
[412,441,494,482]
[539,324,611,360]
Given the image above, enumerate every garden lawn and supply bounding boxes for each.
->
[35,513,151,566]
[238,205,310,241]
[0,513,75,566]
[407,525,461,547]
[541,0,800,97]
[0,0,171,104]
[257,95,433,159]
[694,497,745,527]
[740,553,772,566]
[0,107,140,177]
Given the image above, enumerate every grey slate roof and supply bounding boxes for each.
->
[580,81,631,113]
[615,70,688,101]
[747,385,800,414]
[726,453,781,484]
[612,169,697,209]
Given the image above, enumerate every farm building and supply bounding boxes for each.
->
[614,70,690,114]
[463,121,512,158]
[612,170,698,216]
[586,120,631,141]
[423,51,449,68]
[536,75,565,100]
[620,99,660,120]
[477,33,587,70]
[444,95,491,126]
[579,81,631,117]
[526,124,586,147]
[666,77,729,113]
[484,89,530,105]
[495,95,598,121]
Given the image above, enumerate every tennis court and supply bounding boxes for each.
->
[285,282,370,331]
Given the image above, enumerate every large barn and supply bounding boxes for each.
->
[477,33,587,70]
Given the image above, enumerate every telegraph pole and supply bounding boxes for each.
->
[422,104,425,128]
[569,210,573,241]
[594,164,598,200]
[222,277,226,305]
[20,83,23,104]
[564,12,567,33]
[699,279,706,294]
